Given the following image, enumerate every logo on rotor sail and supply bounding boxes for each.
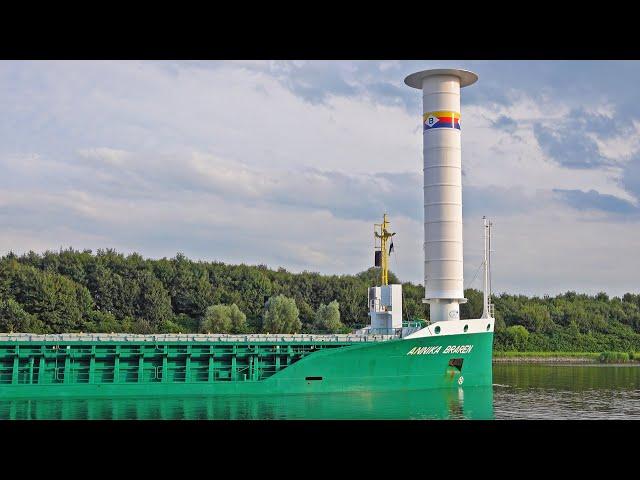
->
[423,111,461,131]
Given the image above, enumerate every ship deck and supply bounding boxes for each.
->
[0,329,425,390]
[0,332,401,343]
[0,332,401,389]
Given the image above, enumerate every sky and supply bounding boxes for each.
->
[1,60,639,297]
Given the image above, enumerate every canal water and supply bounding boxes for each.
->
[1,364,639,419]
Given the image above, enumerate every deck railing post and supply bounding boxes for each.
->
[113,345,120,384]
[208,350,214,383]
[29,357,34,385]
[63,351,71,384]
[185,345,192,383]
[38,346,46,384]
[11,347,19,385]
[138,348,145,383]
[161,346,168,383]
[89,346,96,384]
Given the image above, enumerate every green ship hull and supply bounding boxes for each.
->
[0,331,492,399]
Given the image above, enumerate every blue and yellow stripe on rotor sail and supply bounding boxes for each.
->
[423,111,461,131]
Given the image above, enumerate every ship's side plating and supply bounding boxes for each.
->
[0,319,492,398]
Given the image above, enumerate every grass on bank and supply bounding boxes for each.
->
[599,351,635,363]
[494,351,639,363]
[494,351,601,358]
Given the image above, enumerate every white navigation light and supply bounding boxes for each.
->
[404,68,478,322]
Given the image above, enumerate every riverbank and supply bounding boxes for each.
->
[492,351,640,364]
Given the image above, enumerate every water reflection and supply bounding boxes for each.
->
[5,364,637,419]
[493,364,640,420]
[0,386,494,420]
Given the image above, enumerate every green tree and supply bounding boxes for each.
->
[131,318,154,334]
[0,298,44,333]
[314,300,342,333]
[158,318,182,333]
[356,267,399,287]
[4,248,640,352]
[494,311,506,332]
[86,310,121,333]
[517,304,553,333]
[201,305,232,333]
[262,295,301,333]
[461,288,484,319]
[296,299,316,332]
[228,304,247,333]
[135,271,173,327]
[9,262,93,332]
[86,263,136,320]
[165,254,213,318]
[173,313,200,332]
[402,282,428,323]
[338,279,367,327]
[504,325,530,350]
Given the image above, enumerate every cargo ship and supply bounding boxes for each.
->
[0,68,495,399]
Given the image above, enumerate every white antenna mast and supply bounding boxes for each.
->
[488,218,493,311]
[482,216,494,319]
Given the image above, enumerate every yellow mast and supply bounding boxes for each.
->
[374,213,395,285]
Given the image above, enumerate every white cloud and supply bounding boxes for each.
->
[78,147,131,167]
[1,60,640,297]
[462,97,632,202]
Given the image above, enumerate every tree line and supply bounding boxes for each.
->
[1,249,640,351]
